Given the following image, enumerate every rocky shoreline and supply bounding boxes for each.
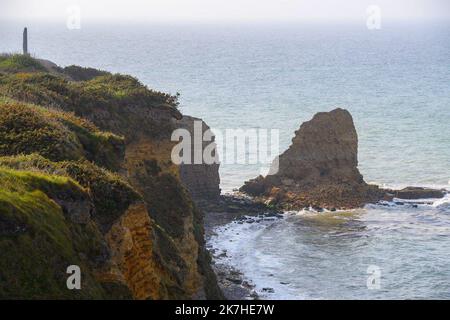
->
[239,108,445,210]
[201,194,282,299]
[203,190,448,300]
[197,109,447,299]
[1,54,446,300]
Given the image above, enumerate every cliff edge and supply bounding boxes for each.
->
[0,54,222,299]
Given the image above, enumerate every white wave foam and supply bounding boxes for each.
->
[208,215,313,299]
[432,193,450,209]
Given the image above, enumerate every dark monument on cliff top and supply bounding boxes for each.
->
[23,27,28,55]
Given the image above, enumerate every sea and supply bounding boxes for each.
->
[1,20,449,299]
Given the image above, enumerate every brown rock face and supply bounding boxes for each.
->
[177,116,221,202]
[104,202,163,299]
[277,108,361,183]
[241,108,384,209]
[393,187,445,200]
[0,63,223,299]
[51,80,222,298]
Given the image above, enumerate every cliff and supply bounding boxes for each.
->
[0,55,222,299]
[241,108,385,209]
[176,115,221,202]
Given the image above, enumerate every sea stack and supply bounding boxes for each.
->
[240,108,384,209]
[23,27,28,55]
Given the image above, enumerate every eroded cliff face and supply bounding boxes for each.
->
[176,116,221,202]
[104,202,164,299]
[63,86,222,299]
[241,108,384,209]
[0,57,222,299]
[124,137,202,299]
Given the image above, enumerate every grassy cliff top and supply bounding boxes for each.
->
[0,154,142,232]
[0,54,180,110]
[0,55,181,138]
[0,166,113,299]
[0,55,223,300]
[0,97,125,170]
[0,54,46,73]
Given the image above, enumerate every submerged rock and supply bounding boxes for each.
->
[240,108,385,209]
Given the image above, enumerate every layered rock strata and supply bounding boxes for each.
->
[176,115,221,202]
[240,108,385,209]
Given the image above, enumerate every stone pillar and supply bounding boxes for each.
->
[23,27,28,55]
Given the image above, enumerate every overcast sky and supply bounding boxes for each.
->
[2,0,450,23]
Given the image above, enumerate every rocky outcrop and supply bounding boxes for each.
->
[0,57,222,300]
[176,116,221,202]
[392,187,445,200]
[71,93,222,298]
[241,108,384,209]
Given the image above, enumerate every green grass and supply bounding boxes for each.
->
[0,98,125,170]
[0,61,221,299]
[0,154,142,232]
[0,167,112,299]
[0,70,180,139]
[0,166,85,198]
[60,160,142,231]
[0,100,84,161]
[0,54,46,73]
[63,65,109,81]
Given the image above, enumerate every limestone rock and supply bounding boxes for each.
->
[393,187,445,200]
[105,202,165,299]
[241,108,384,209]
[177,115,221,201]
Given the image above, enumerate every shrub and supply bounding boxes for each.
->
[0,155,142,233]
[0,71,181,139]
[0,99,125,170]
[0,54,46,73]
[63,65,110,81]
[0,101,84,161]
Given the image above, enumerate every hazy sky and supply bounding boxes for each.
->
[1,0,450,23]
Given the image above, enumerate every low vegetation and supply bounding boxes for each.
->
[0,154,142,233]
[0,54,46,73]
[0,98,125,170]
[0,54,222,300]
[0,167,112,299]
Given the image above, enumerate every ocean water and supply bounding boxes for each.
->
[209,195,450,299]
[1,21,449,299]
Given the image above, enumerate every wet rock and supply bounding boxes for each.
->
[394,187,445,200]
[225,277,243,285]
